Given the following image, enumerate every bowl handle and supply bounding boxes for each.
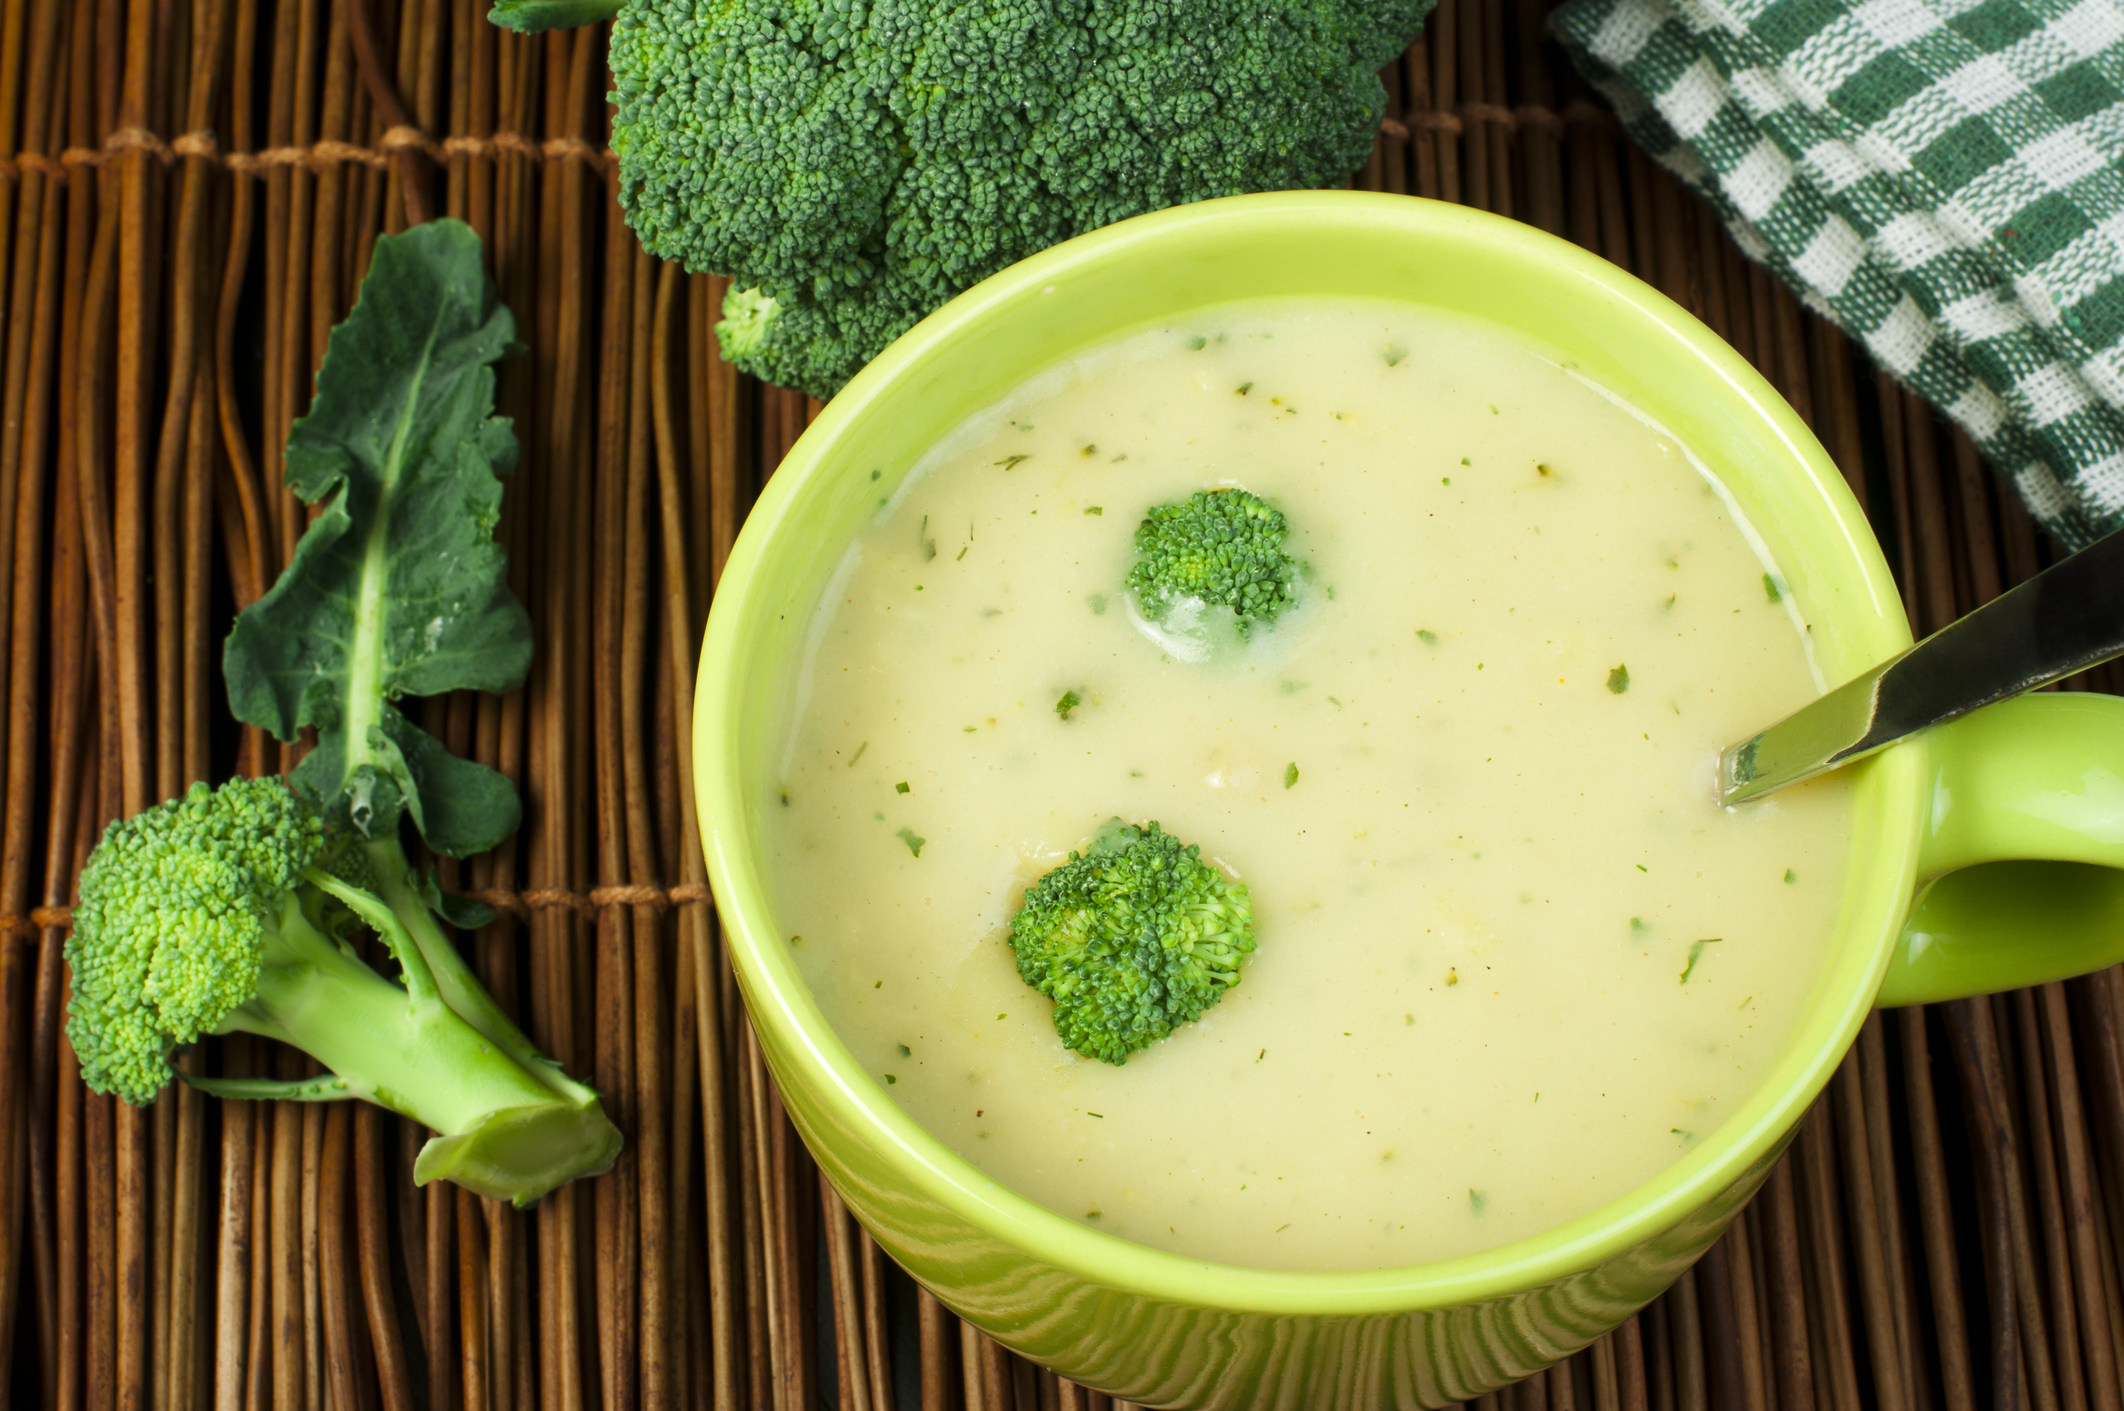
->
[1877,692,2124,1007]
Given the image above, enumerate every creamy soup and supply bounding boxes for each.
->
[764,301,1852,1270]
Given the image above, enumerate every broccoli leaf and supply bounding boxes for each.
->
[485,0,621,32]
[225,220,530,856]
[415,869,501,931]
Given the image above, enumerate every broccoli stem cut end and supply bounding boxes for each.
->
[415,1100,626,1208]
[715,287,783,365]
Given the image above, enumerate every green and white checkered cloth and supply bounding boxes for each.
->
[1552,0,2124,550]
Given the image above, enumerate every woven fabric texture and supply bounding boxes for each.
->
[1553,0,2124,551]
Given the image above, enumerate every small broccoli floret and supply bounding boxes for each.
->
[66,778,621,1208]
[1126,488,1300,637]
[67,777,332,1104]
[1007,819,1255,1064]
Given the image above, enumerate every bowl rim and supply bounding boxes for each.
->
[694,190,1919,1317]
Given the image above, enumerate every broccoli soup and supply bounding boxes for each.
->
[763,301,1852,1271]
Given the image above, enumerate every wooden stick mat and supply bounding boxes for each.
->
[2,1,2118,1408]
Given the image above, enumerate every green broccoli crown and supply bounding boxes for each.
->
[66,777,348,1104]
[1007,819,1255,1064]
[1126,487,1298,635]
[609,0,1436,398]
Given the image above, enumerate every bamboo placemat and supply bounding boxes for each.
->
[3,1,2121,1408]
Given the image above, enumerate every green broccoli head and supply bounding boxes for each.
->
[1126,487,1299,637]
[66,778,351,1104]
[1007,819,1255,1064]
[606,0,1437,397]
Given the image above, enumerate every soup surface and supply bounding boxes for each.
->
[764,301,1852,1270]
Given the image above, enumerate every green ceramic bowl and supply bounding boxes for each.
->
[693,191,2124,1407]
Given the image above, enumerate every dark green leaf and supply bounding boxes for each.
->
[416,870,501,931]
[486,0,622,32]
[225,220,529,856]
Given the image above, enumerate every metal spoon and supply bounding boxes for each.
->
[1719,528,2124,806]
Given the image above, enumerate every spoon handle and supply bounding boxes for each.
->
[1720,528,2124,806]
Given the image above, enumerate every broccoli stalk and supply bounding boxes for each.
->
[235,875,609,1197]
[349,833,612,1125]
[1007,820,1256,1064]
[64,220,621,1206]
